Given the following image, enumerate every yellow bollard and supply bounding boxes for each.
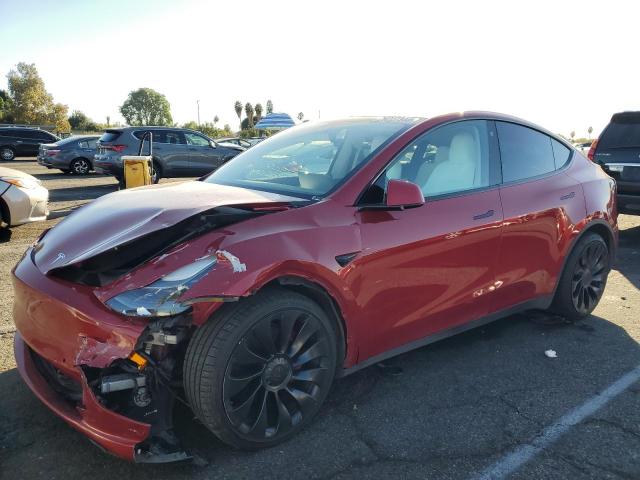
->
[122,156,152,189]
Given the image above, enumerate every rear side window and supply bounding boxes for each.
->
[87,139,97,149]
[497,122,555,182]
[40,131,57,142]
[599,119,640,149]
[18,129,38,139]
[551,139,571,169]
[100,131,122,143]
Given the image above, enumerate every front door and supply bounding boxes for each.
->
[185,132,224,176]
[349,119,504,362]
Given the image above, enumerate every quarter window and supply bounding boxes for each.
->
[551,139,571,169]
[496,122,556,182]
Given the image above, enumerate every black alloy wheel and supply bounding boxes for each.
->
[552,232,610,321]
[184,288,338,449]
[571,240,608,315]
[222,310,333,441]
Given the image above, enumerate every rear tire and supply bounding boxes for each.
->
[1,147,15,161]
[551,233,610,321]
[184,288,338,450]
[151,160,161,184]
[70,158,91,175]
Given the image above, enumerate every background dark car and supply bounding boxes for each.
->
[37,135,99,174]
[0,126,60,160]
[590,111,640,214]
[94,126,244,183]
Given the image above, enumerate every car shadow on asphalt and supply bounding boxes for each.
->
[0,311,638,478]
[33,172,108,181]
[0,228,12,243]
[48,184,118,203]
[613,223,640,290]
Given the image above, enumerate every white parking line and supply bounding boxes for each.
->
[476,364,640,480]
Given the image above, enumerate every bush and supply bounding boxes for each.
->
[181,121,233,139]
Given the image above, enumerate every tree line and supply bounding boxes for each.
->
[0,62,285,139]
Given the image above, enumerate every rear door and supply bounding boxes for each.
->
[493,122,585,311]
[594,112,640,201]
[15,129,39,155]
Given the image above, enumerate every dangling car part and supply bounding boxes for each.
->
[13,114,617,462]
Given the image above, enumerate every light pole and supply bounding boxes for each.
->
[197,100,200,127]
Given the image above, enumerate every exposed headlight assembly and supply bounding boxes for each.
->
[105,256,217,317]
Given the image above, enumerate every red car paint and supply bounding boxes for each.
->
[12,112,617,461]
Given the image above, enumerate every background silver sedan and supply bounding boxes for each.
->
[0,167,49,227]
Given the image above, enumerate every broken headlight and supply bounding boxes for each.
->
[105,256,217,317]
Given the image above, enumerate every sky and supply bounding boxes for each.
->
[0,0,638,138]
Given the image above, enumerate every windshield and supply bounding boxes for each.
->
[205,118,416,198]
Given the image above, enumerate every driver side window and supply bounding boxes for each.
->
[366,120,495,203]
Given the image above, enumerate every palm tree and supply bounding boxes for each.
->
[588,126,593,139]
[298,112,304,122]
[266,99,273,114]
[213,115,219,125]
[255,103,263,123]
[245,103,254,128]
[234,101,242,129]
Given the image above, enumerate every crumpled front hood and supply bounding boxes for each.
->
[34,181,304,274]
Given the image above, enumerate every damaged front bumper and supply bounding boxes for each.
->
[12,251,193,463]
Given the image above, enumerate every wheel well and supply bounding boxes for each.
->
[71,156,92,167]
[0,197,10,226]
[581,222,614,256]
[267,276,347,366]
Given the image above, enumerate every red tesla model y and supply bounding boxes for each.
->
[13,112,617,462]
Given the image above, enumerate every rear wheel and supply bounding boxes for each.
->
[151,160,161,184]
[184,288,337,450]
[70,158,91,175]
[551,233,610,321]
[1,147,15,161]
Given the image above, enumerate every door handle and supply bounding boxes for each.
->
[560,191,575,200]
[473,209,494,220]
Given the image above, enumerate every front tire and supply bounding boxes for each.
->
[551,232,610,321]
[0,147,15,161]
[184,288,337,450]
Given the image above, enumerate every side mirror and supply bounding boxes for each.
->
[210,140,217,148]
[385,179,424,209]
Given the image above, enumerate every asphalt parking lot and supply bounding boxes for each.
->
[0,159,639,479]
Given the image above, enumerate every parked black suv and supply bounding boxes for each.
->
[590,111,640,214]
[0,126,60,160]
[94,126,245,183]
